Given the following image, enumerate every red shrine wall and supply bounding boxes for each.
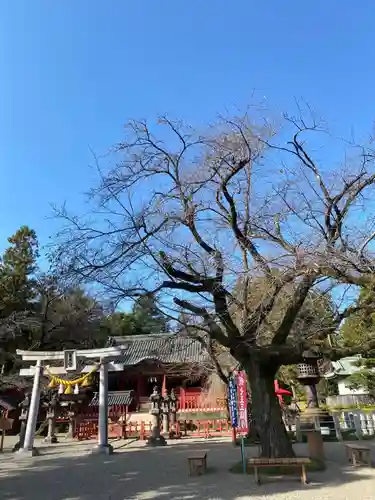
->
[108,367,210,412]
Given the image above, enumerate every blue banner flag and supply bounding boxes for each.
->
[228,375,238,428]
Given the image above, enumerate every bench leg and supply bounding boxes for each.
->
[301,465,307,485]
[254,466,260,485]
[352,452,357,467]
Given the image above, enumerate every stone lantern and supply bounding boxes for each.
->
[297,353,320,411]
[12,393,31,452]
[147,385,166,446]
[296,350,333,431]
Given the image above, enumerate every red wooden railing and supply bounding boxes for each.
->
[74,418,232,441]
[177,388,226,412]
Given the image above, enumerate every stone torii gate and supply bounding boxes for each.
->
[16,346,125,456]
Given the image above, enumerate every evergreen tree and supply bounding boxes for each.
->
[0,226,39,368]
[106,294,169,336]
[131,295,169,334]
[0,225,39,316]
[340,286,375,395]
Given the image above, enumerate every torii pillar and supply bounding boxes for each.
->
[92,359,112,455]
[18,360,43,456]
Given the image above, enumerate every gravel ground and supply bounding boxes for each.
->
[0,436,375,500]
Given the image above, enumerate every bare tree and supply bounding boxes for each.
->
[54,107,375,457]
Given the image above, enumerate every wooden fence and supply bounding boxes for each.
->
[74,418,232,441]
[326,394,375,408]
[74,408,375,442]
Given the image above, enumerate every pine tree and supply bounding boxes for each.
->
[0,226,39,368]
[0,226,39,316]
[132,295,169,334]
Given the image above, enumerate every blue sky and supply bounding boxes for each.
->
[0,1,374,261]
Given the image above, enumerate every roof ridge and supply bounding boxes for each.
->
[113,333,178,342]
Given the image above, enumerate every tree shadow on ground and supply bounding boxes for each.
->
[0,439,374,500]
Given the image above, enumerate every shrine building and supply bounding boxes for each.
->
[104,334,218,412]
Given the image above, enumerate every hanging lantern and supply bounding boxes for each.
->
[58,383,64,394]
[64,384,73,395]
[48,378,57,389]
[74,383,79,395]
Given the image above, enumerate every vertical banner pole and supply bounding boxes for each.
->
[241,436,246,474]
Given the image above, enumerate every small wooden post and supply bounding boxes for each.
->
[140,421,145,440]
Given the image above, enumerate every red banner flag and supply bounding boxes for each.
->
[236,371,248,433]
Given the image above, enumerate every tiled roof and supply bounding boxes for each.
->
[111,333,209,366]
[89,390,134,407]
[0,396,17,411]
[323,356,363,377]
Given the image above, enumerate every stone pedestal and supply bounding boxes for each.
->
[147,413,166,446]
[170,411,176,426]
[162,412,169,436]
[43,416,58,444]
[306,430,325,462]
[65,418,74,439]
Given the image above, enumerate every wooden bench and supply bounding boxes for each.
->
[247,457,311,485]
[188,452,207,476]
[345,444,372,467]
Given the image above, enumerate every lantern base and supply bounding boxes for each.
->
[147,435,167,447]
[298,407,335,434]
[91,444,114,455]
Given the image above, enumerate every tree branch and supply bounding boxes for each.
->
[272,274,315,345]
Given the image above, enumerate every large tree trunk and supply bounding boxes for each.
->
[245,359,295,458]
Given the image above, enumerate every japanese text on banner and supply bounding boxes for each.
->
[236,371,248,433]
[228,376,238,427]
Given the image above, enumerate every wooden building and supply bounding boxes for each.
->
[105,334,214,411]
